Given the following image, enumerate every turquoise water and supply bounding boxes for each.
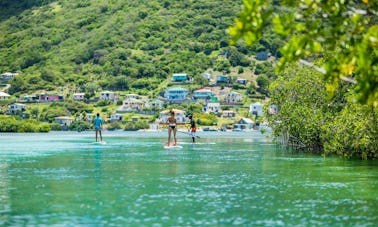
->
[0,131,377,226]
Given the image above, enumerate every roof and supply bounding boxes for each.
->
[0,91,10,97]
[55,116,74,120]
[165,87,187,91]
[240,118,253,124]
[194,89,213,93]
[207,102,220,107]
[160,109,186,114]
[101,91,116,94]
[251,102,263,106]
[123,98,143,103]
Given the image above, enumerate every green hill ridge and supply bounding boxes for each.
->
[0,0,279,97]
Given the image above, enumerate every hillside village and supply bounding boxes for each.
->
[0,70,272,132]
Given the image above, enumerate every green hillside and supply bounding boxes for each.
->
[0,0,279,97]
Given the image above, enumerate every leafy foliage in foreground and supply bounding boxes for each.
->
[230,0,378,106]
[267,64,377,159]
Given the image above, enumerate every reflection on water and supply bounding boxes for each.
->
[0,131,377,226]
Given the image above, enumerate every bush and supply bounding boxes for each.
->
[124,121,149,131]
[69,120,92,132]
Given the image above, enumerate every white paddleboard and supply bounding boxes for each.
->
[164,142,182,149]
[93,141,107,145]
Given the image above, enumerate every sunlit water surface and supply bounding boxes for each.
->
[0,131,377,226]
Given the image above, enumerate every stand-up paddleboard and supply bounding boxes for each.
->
[164,142,183,149]
[93,141,107,145]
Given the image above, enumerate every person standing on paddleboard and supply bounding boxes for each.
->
[188,115,196,143]
[166,110,177,147]
[94,113,103,142]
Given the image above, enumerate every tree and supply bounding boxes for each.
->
[229,0,378,106]
[256,75,270,95]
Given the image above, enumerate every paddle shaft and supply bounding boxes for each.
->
[177,130,200,138]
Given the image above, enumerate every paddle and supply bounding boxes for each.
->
[177,130,200,138]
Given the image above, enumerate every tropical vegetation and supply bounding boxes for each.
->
[230,0,377,159]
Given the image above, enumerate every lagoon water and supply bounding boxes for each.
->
[0,131,377,226]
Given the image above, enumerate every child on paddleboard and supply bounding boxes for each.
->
[188,115,196,143]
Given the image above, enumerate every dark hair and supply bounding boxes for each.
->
[97,113,100,117]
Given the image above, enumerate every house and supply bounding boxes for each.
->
[172,73,189,82]
[236,78,247,85]
[250,102,263,116]
[233,118,254,131]
[117,98,144,113]
[269,105,278,115]
[159,109,187,124]
[164,87,189,103]
[202,73,211,80]
[145,99,164,110]
[223,110,236,118]
[206,102,221,114]
[85,113,95,123]
[124,94,140,100]
[192,88,215,101]
[224,91,242,103]
[39,93,64,102]
[1,72,18,80]
[216,75,229,84]
[73,93,85,101]
[54,116,74,126]
[22,95,38,102]
[0,91,10,100]
[100,91,119,101]
[256,51,269,61]
[111,113,123,122]
[7,103,26,114]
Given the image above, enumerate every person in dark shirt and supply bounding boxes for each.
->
[188,115,196,143]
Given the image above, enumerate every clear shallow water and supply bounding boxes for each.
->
[0,131,377,226]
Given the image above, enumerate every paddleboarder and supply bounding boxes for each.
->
[94,113,103,142]
[166,110,177,147]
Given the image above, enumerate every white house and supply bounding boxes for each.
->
[0,91,10,100]
[206,102,221,114]
[117,98,144,112]
[164,87,189,103]
[202,73,211,80]
[234,118,254,131]
[54,116,75,126]
[250,102,263,116]
[100,91,119,101]
[111,113,123,122]
[73,93,85,101]
[7,103,26,114]
[145,99,164,110]
[159,109,187,124]
[224,91,242,103]
[223,110,236,118]
[124,94,140,100]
